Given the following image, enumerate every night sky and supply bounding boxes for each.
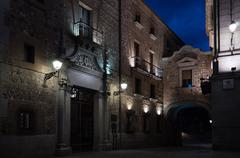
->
[144,0,210,51]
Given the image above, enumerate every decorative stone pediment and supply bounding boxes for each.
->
[177,57,197,67]
[68,47,103,75]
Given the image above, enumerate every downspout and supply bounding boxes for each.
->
[213,0,219,75]
[118,0,122,149]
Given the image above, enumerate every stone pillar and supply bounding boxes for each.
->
[100,92,111,150]
[55,78,72,156]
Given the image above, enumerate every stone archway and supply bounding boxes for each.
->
[166,102,212,145]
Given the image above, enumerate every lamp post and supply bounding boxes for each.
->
[112,82,127,149]
[44,59,73,156]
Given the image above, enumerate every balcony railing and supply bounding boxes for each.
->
[130,56,163,78]
[73,21,103,45]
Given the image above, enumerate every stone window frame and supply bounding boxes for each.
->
[79,1,93,11]
[77,1,94,28]
[177,57,197,88]
[134,10,144,30]
[133,40,141,57]
[181,69,193,88]
[134,77,142,95]
[17,110,35,135]
[24,43,35,64]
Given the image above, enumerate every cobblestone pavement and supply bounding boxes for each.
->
[55,145,240,158]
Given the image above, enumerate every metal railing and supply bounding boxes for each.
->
[73,21,104,45]
[131,56,163,78]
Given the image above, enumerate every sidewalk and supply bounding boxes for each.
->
[54,147,240,158]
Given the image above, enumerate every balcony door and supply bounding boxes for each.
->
[149,52,154,73]
[79,6,91,39]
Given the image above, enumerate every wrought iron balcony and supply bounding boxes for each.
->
[73,21,104,46]
[130,56,163,79]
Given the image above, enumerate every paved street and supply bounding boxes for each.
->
[56,145,240,158]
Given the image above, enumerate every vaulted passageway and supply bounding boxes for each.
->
[167,103,212,146]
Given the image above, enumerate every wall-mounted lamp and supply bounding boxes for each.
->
[121,82,128,90]
[52,60,63,71]
[126,100,133,110]
[113,82,128,96]
[229,21,238,33]
[143,104,150,113]
[156,106,162,115]
[44,59,63,81]
[70,88,77,98]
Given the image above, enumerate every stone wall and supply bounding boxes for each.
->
[0,0,63,157]
[207,0,240,150]
[118,0,184,148]
[163,46,212,109]
[0,0,63,135]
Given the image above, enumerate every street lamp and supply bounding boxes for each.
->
[52,60,63,70]
[44,59,63,81]
[113,82,128,96]
[120,82,128,90]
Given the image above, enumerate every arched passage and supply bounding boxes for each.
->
[166,103,212,145]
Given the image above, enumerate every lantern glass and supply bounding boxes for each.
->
[52,60,63,70]
[121,82,128,90]
[229,22,238,33]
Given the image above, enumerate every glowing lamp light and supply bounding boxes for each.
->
[156,106,162,115]
[229,22,238,33]
[121,82,128,90]
[209,120,212,124]
[143,105,149,113]
[127,103,133,110]
[52,60,63,71]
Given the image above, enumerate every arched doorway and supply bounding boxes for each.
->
[167,103,211,147]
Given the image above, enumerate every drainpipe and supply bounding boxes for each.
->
[213,0,219,75]
[118,0,122,149]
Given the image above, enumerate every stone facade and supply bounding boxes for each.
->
[0,0,63,157]
[163,46,212,109]
[0,0,190,156]
[0,0,119,157]
[206,0,240,150]
[118,0,184,148]
[162,46,212,144]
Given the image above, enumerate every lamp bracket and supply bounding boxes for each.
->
[44,71,58,81]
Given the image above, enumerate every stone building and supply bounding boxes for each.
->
[0,0,119,157]
[0,0,193,157]
[163,45,212,139]
[118,0,184,148]
[206,0,240,150]
[0,0,64,157]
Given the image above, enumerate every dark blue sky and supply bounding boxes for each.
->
[144,0,209,51]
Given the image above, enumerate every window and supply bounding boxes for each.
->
[17,111,34,135]
[134,42,140,57]
[182,70,192,88]
[135,78,142,95]
[79,5,91,38]
[149,52,153,73]
[150,84,156,98]
[150,27,155,35]
[135,14,141,23]
[24,44,35,63]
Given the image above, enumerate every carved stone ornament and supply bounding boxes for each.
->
[68,48,102,72]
